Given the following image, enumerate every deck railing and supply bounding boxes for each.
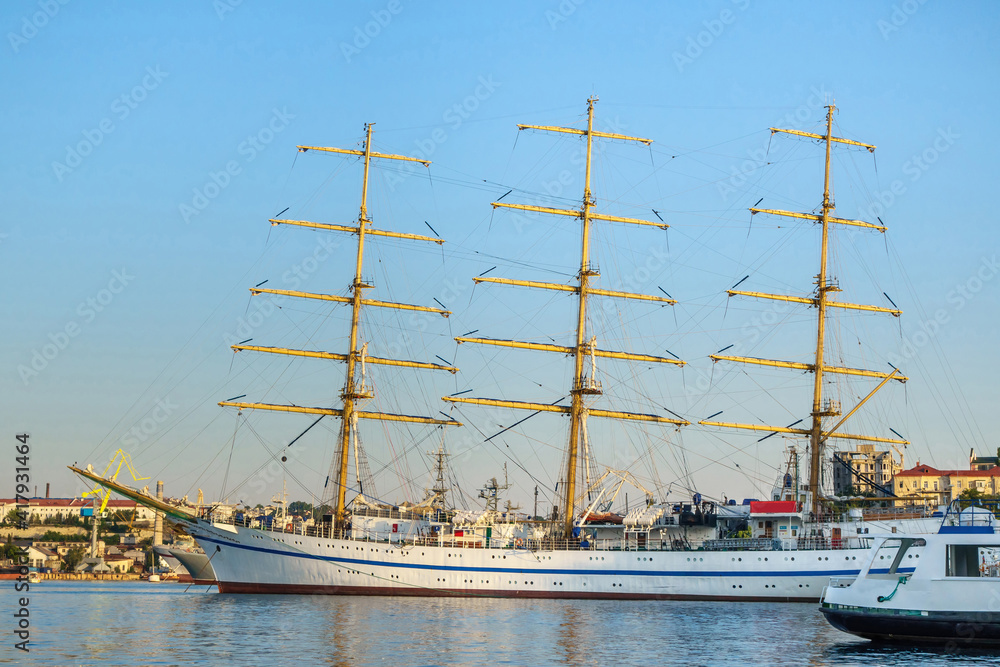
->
[199,510,875,553]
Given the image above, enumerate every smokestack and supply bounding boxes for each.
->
[45,483,50,499]
[153,481,164,547]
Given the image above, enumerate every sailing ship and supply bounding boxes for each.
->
[73,98,941,600]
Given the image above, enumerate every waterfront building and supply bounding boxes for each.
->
[893,463,1000,507]
[22,544,60,570]
[0,497,156,524]
[970,448,1000,471]
[832,444,902,497]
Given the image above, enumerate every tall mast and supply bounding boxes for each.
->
[338,123,375,526]
[701,104,908,516]
[807,106,836,516]
[220,124,461,533]
[445,97,689,538]
[565,97,598,539]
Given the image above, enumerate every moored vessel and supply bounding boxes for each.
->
[72,98,939,601]
[821,503,1000,645]
[168,545,217,586]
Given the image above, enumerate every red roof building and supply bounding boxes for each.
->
[892,463,1000,507]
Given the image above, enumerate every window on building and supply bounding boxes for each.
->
[923,481,928,489]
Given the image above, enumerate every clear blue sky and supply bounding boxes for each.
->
[2,1,998,510]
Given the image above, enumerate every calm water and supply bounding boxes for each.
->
[3,581,999,666]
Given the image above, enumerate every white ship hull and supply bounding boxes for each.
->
[168,547,217,584]
[151,546,184,573]
[187,518,924,601]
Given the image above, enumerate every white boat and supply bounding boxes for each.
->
[72,99,937,601]
[167,545,217,585]
[151,544,184,573]
[148,573,161,582]
[153,540,217,584]
[821,505,1000,645]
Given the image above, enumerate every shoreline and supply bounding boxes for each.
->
[1,572,163,582]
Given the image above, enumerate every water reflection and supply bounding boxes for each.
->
[9,583,1000,666]
[822,640,1000,665]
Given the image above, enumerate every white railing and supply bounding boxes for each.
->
[203,510,873,553]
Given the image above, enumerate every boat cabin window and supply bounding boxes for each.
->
[884,538,925,574]
[947,545,1000,578]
